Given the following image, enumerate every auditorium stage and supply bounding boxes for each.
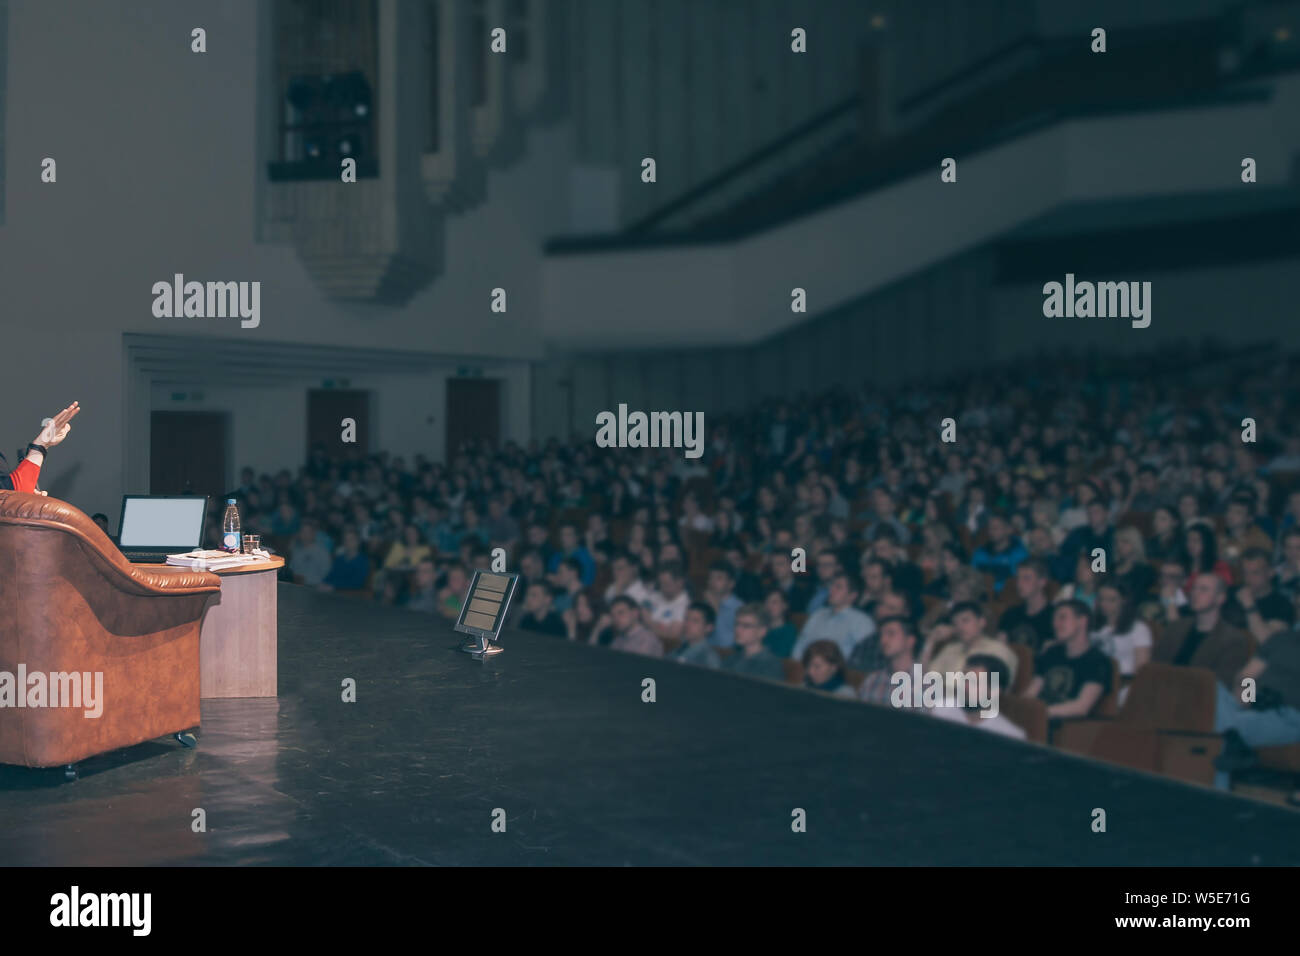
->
[2,584,1300,866]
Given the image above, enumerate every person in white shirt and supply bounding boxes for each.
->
[927,655,1028,741]
[646,561,691,641]
[604,551,653,609]
[1091,581,1153,678]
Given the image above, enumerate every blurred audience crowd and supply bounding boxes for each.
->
[213,345,1300,794]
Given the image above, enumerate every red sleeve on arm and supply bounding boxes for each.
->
[8,459,40,494]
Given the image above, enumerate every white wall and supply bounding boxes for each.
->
[0,0,569,517]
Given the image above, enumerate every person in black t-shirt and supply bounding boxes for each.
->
[1223,549,1294,644]
[997,559,1056,654]
[1024,600,1113,719]
[517,582,567,637]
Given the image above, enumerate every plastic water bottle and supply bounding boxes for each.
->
[222,499,242,553]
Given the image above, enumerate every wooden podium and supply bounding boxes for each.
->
[194,556,283,698]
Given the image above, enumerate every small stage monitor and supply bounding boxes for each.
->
[453,570,519,648]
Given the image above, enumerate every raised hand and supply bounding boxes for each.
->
[36,402,80,447]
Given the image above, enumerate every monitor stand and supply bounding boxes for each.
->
[460,634,503,659]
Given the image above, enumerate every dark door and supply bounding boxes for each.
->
[308,389,371,457]
[445,378,500,459]
[151,411,228,497]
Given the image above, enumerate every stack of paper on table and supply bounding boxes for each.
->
[165,550,260,571]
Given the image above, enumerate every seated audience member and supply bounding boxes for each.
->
[919,565,984,632]
[923,541,961,598]
[320,529,371,593]
[1145,556,1192,624]
[563,591,600,643]
[1090,581,1153,684]
[997,558,1056,653]
[1055,498,1114,583]
[436,564,470,620]
[970,512,1029,594]
[722,544,764,602]
[847,590,907,671]
[868,525,924,598]
[550,557,586,614]
[596,595,664,658]
[1112,526,1155,598]
[1128,465,1166,513]
[270,500,301,538]
[1223,548,1295,643]
[91,512,111,537]
[384,523,432,572]
[1146,505,1184,565]
[761,588,798,658]
[864,486,910,545]
[645,562,691,642]
[791,572,876,663]
[604,551,653,608]
[1220,492,1273,567]
[518,548,546,599]
[1275,528,1300,603]
[290,523,333,587]
[703,561,744,648]
[466,542,492,573]
[804,549,843,614]
[1184,523,1233,590]
[927,654,1027,740]
[1212,626,1300,790]
[923,601,1019,688]
[858,616,919,707]
[856,557,893,616]
[404,559,440,614]
[801,640,857,699]
[547,522,596,586]
[1153,573,1253,689]
[670,603,722,669]
[1024,600,1113,719]
[1054,552,1099,610]
[723,604,786,681]
[765,550,813,614]
[483,498,520,551]
[518,583,567,637]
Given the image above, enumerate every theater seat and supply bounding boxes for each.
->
[1058,663,1224,785]
[0,491,220,771]
[1009,643,1034,694]
[1256,744,1300,773]
[1095,658,1122,718]
[999,695,1048,744]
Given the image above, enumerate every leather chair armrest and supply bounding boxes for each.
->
[0,491,220,595]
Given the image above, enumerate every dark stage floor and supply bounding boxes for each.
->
[3,583,1300,865]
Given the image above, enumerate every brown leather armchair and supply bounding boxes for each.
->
[0,491,220,775]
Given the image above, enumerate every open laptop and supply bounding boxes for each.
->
[116,495,208,564]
